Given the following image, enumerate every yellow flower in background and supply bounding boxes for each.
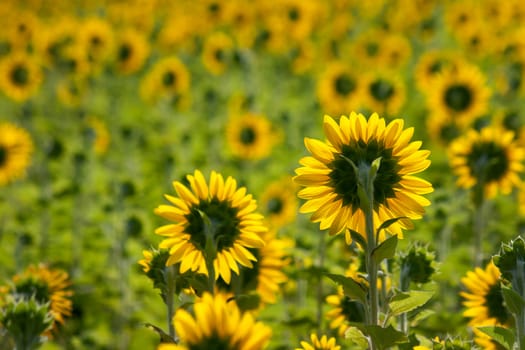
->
[201,31,235,76]
[316,61,363,116]
[34,16,78,69]
[226,113,279,161]
[11,264,73,328]
[0,52,42,102]
[414,50,464,93]
[460,260,511,328]
[448,126,524,198]
[56,77,87,107]
[0,122,33,186]
[154,170,267,284]
[113,27,150,75]
[294,112,433,243]
[217,229,291,305]
[259,177,298,230]
[76,17,115,71]
[86,116,110,155]
[296,334,341,350]
[172,292,272,350]
[361,70,406,117]
[425,62,490,128]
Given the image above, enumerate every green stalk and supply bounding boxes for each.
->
[316,232,326,334]
[165,265,177,339]
[472,183,486,267]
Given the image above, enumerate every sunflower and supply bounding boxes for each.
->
[172,292,272,350]
[139,56,191,105]
[296,334,341,350]
[5,10,40,52]
[201,31,235,76]
[425,112,464,147]
[225,112,279,161]
[273,0,318,42]
[34,16,77,69]
[414,50,464,93]
[259,177,298,229]
[443,0,481,37]
[361,70,406,117]
[11,264,73,327]
[294,112,433,243]
[85,116,110,155]
[381,33,412,70]
[460,260,511,328]
[425,62,491,127]
[0,52,42,102]
[351,28,387,68]
[453,19,498,60]
[113,27,150,75]
[224,0,257,49]
[155,170,267,284]
[316,61,363,117]
[448,126,525,198]
[216,229,291,304]
[56,77,87,108]
[0,122,33,186]
[76,17,115,72]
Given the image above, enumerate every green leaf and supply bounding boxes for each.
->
[345,326,369,348]
[349,229,367,250]
[476,326,515,350]
[229,294,261,312]
[410,309,435,326]
[144,323,176,344]
[325,273,368,304]
[376,217,407,234]
[388,290,434,317]
[501,286,525,316]
[372,235,398,264]
[364,325,408,350]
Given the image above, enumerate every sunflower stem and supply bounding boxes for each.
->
[316,232,326,334]
[165,265,177,340]
[472,184,487,267]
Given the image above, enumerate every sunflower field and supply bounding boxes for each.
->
[1,0,525,349]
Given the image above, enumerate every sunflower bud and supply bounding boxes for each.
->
[399,244,437,290]
[493,237,525,294]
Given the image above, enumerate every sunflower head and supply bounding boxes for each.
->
[398,243,437,288]
[448,126,524,199]
[172,292,272,350]
[294,112,433,242]
[296,334,341,350]
[494,237,525,296]
[155,170,267,284]
[0,122,33,186]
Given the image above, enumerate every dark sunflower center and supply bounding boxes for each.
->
[90,35,102,47]
[334,74,356,96]
[288,7,300,21]
[119,44,132,62]
[188,334,233,350]
[466,141,509,183]
[15,279,50,304]
[240,127,256,145]
[10,64,29,86]
[485,283,510,324]
[328,139,401,210]
[0,146,7,166]
[370,79,394,102]
[214,49,224,62]
[186,198,240,252]
[366,42,379,57]
[340,296,366,322]
[439,123,461,143]
[429,60,444,74]
[162,71,176,87]
[444,84,472,112]
[267,197,283,214]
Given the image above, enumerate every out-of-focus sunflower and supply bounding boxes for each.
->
[290,39,316,75]
[453,19,498,60]
[35,17,78,69]
[85,116,110,155]
[351,28,387,68]
[272,0,318,42]
[201,31,235,76]
[460,260,512,328]
[425,62,490,128]
[154,170,267,284]
[414,50,464,93]
[259,177,298,230]
[426,112,464,147]
[5,10,40,52]
[156,11,197,54]
[443,0,481,37]
[381,33,412,70]
[139,56,191,107]
[217,229,291,305]
[316,61,363,116]
[294,112,433,243]
[113,27,150,75]
[361,70,406,117]
[0,122,33,186]
[171,292,272,350]
[225,112,279,161]
[296,334,341,350]
[11,264,73,328]
[76,17,115,73]
[448,126,524,199]
[56,77,87,108]
[225,0,257,48]
[0,52,42,102]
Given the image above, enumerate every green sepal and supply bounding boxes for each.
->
[372,235,398,264]
[349,229,368,250]
[476,325,515,350]
[363,324,408,350]
[144,323,177,344]
[376,217,407,235]
[325,273,368,304]
[387,290,434,317]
